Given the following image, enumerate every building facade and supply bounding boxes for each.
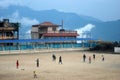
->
[31,21,79,48]
[0,20,95,51]
[0,19,19,40]
[31,22,78,39]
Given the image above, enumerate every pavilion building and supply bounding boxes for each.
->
[31,21,79,48]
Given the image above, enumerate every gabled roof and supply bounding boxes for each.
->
[40,22,56,26]
[32,21,60,27]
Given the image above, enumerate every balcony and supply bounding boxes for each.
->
[39,30,77,34]
[59,30,77,34]
[0,27,16,31]
[0,36,17,40]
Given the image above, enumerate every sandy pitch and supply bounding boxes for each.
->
[0,50,120,80]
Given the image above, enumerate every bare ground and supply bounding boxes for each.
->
[0,50,120,80]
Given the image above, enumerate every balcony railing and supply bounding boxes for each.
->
[39,30,77,34]
[0,27,16,31]
[0,36,17,39]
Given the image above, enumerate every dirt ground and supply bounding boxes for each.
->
[0,50,120,80]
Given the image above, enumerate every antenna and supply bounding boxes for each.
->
[61,20,63,29]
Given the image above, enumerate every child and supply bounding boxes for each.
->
[36,58,39,67]
[59,56,62,64]
[33,71,37,78]
[83,54,86,62]
[52,54,56,61]
[89,56,91,63]
[93,54,95,60]
[102,55,104,61]
[16,60,19,69]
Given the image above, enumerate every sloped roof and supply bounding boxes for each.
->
[32,22,59,27]
[41,22,54,25]
[40,22,59,27]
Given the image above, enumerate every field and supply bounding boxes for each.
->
[0,50,120,80]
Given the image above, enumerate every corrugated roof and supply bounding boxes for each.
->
[43,33,79,37]
[0,38,96,43]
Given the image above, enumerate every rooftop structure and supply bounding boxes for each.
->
[0,19,20,40]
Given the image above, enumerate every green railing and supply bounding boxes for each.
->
[0,43,97,51]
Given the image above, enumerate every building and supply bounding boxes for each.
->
[114,47,120,53]
[0,19,20,47]
[31,21,79,48]
[31,21,78,39]
[0,19,19,40]
[0,20,96,51]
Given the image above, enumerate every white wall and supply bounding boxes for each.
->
[114,47,120,53]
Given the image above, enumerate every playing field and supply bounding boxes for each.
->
[0,50,120,80]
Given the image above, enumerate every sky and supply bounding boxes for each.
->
[0,0,120,21]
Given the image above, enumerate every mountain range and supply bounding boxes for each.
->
[0,5,120,41]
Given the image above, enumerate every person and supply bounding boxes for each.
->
[33,71,37,78]
[93,54,95,60]
[59,56,62,64]
[102,55,104,61]
[83,54,86,62]
[36,58,39,67]
[52,54,56,61]
[16,60,19,69]
[89,56,91,63]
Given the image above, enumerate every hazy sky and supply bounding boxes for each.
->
[0,0,120,21]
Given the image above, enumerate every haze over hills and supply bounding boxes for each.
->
[0,5,120,41]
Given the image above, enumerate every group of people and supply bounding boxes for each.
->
[16,54,104,69]
[52,54,62,64]
[83,54,105,63]
[16,59,39,78]
[16,53,105,78]
[16,54,63,69]
[16,58,40,69]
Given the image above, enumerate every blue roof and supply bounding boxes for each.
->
[0,38,97,43]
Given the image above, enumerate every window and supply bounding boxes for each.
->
[52,27,56,31]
